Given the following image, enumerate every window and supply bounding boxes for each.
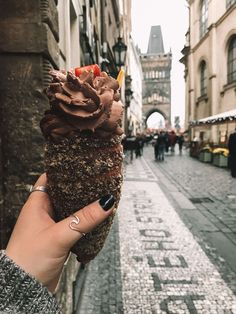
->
[227,36,236,83]
[200,0,208,38]
[226,0,236,9]
[200,61,207,96]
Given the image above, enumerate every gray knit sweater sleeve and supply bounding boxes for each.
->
[0,251,61,313]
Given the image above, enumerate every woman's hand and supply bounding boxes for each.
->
[5,173,115,293]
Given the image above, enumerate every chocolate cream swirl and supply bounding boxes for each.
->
[40,70,124,139]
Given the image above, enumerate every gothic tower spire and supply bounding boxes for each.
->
[147,25,165,54]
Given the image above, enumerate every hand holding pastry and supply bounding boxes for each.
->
[5,174,115,293]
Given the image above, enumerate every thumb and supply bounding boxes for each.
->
[51,195,115,250]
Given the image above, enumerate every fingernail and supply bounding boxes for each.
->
[99,194,115,211]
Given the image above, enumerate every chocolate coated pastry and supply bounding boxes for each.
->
[40,66,124,263]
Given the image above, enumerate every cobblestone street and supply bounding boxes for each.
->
[77,146,236,314]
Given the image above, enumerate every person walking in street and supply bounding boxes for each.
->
[177,133,184,155]
[153,133,159,160]
[228,128,236,178]
[122,134,136,163]
[139,134,145,156]
[135,134,143,158]
[168,130,177,154]
[164,131,170,153]
[157,131,166,161]
[0,174,115,313]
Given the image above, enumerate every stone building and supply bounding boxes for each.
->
[0,0,131,312]
[0,0,60,249]
[141,25,172,128]
[126,38,143,135]
[181,0,236,144]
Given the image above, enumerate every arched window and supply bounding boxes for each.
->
[226,0,236,9]
[200,0,208,38]
[227,36,236,83]
[200,61,207,96]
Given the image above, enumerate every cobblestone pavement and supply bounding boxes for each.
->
[77,149,236,313]
[144,146,236,294]
[77,216,123,314]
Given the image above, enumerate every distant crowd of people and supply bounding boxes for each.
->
[122,130,185,163]
[152,130,184,161]
[122,128,236,179]
[122,134,145,162]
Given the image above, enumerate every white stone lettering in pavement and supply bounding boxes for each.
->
[118,177,236,313]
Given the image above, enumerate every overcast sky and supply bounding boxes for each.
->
[131,0,189,127]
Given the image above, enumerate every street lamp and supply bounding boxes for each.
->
[124,87,133,134]
[125,88,133,107]
[124,75,133,135]
[112,37,127,68]
[125,75,133,107]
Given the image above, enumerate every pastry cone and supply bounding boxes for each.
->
[40,67,124,263]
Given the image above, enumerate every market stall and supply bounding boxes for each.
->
[189,109,236,165]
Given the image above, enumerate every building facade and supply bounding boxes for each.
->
[126,38,143,135]
[181,0,236,144]
[141,26,172,128]
[0,0,131,312]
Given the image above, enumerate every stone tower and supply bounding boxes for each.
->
[141,25,172,128]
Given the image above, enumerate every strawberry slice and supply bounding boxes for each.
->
[75,64,101,77]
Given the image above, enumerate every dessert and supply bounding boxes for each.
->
[40,65,124,263]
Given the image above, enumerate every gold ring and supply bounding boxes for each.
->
[69,214,86,236]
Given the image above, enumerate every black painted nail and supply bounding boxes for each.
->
[99,194,115,211]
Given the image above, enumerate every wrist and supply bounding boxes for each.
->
[0,250,60,312]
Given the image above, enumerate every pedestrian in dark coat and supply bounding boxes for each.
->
[228,129,236,178]
[157,131,166,161]
[153,133,159,160]
[168,131,177,154]
[135,136,142,158]
[177,134,184,154]
[165,131,170,153]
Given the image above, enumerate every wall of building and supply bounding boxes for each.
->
[184,0,236,143]
[0,0,59,248]
[127,38,143,135]
[57,0,82,70]
[0,0,132,312]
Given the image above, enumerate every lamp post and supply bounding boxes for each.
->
[124,88,133,135]
[124,75,133,135]
[125,88,133,107]
[125,75,133,107]
[113,37,128,132]
[112,37,127,71]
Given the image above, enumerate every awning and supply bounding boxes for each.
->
[190,109,236,126]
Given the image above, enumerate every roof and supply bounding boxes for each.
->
[147,25,164,54]
[190,109,236,126]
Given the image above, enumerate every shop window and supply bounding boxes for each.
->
[226,0,236,9]
[227,36,236,84]
[200,0,208,38]
[200,60,207,96]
